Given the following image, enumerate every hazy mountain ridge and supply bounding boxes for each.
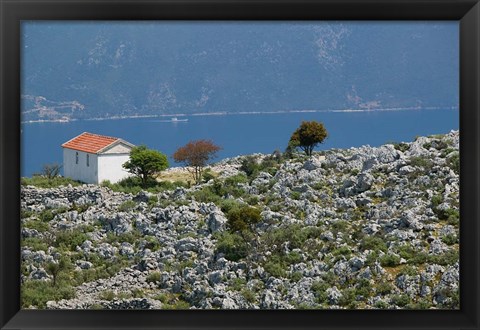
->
[22,22,458,121]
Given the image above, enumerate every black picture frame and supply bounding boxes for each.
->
[1,0,479,329]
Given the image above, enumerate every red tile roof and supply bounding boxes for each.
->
[62,132,120,154]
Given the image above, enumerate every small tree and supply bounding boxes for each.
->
[173,140,221,184]
[288,121,328,156]
[42,163,62,180]
[123,145,169,188]
[45,258,69,287]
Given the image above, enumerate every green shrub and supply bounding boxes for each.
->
[99,290,115,301]
[441,234,458,245]
[391,294,410,307]
[447,153,460,174]
[332,246,351,258]
[225,174,249,186]
[215,232,248,261]
[355,278,372,299]
[284,251,303,264]
[376,281,393,295]
[202,169,216,182]
[55,229,88,251]
[374,300,389,309]
[23,220,49,232]
[240,156,261,178]
[191,186,222,204]
[409,156,433,169]
[39,209,55,222]
[392,142,410,153]
[146,271,162,283]
[428,249,458,266]
[219,199,242,214]
[264,224,314,252]
[431,195,443,209]
[290,271,303,282]
[21,209,34,219]
[398,265,417,276]
[311,281,329,304]
[331,220,349,233]
[379,254,401,267]
[22,237,49,251]
[290,191,301,200]
[396,245,415,260]
[264,260,287,278]
[408,252,429,265]
[338,288,356,307]
[241,288,256,303]
[229,278,247,291]
[22,280,75,308]
[118,200,137,212]
[360,236,388,253]
[227,205,262,233]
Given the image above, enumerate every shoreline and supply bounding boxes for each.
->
[20,106,458,124]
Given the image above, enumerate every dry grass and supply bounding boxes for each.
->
[157,169,193,183]
[157,167,220,183]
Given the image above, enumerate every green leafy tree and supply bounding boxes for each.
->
[123,145,169,187]
[288,121,328,156]
[173,140,221,184]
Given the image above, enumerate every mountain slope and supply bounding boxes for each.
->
[22,22,458,121]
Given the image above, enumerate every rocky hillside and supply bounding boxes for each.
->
[20,131,459,309]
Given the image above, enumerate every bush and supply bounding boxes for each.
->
[431,195,443,209]
[191,186,222,204]
[360,236,388,253]
[99,290,115,301]
[376,282,393,295]
[409,156,433,169]
[240,156,260,178]
[202,169,216,182]
[311,281,329,304]
[215,232,248,261]
[219,199,243,214]
[227,205,262,233]
[118,200,137,212]
[146,271,162,283]
[391,294,410,307]
[441,234,458,245]
[379,254,401,267]
[55,229,88,251]
[23,219,50,232]
[241,288,256,303]
[392,142,410,153]
[22,280,75,308]
[264,224,315,252]
[38,209,55,222]
[264,260,287,278]
[447,153,460,174]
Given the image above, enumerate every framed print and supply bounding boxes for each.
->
[1,0,479,329]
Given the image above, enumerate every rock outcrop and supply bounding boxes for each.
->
[21,131,460,310]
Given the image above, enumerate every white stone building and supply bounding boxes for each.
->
[62,132,135,184]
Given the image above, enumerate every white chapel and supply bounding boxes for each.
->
[62,132,135,184]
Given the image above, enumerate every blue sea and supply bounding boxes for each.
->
[21,109,459,177]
